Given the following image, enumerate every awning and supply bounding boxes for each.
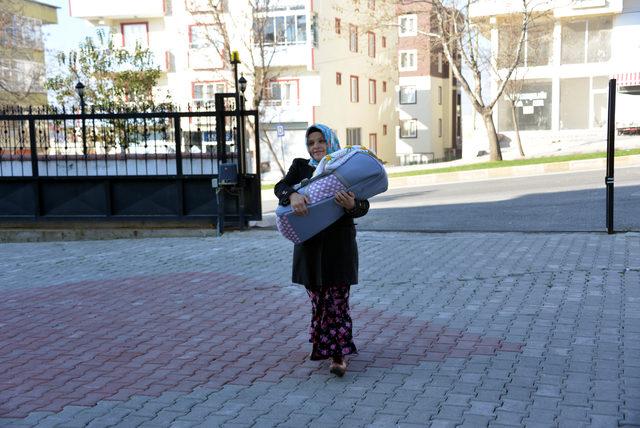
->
[614,72,640,95]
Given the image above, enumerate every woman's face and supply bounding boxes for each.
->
[307,131,328,162]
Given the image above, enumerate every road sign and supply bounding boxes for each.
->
[276,124,285,137]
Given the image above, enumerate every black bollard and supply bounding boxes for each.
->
[606,79,616,235]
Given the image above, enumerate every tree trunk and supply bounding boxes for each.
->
[482,112,502,161]
[510,100,525,158]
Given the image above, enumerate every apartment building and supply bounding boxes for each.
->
[69,0,398,181]
[396,2,462,165]
[0,0,58,106]
[468,0,640,158]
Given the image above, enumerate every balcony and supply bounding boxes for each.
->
[469,0,622,18]
[254,44,310,68]
[69,0,165,20]
[188,48,224,70]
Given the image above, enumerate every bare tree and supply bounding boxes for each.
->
[187,0,289,175]
[0,0,48,105]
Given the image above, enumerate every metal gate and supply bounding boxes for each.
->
[0,100,261,226]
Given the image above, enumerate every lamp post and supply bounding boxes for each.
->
[75,81,87,155]
[238,73,247,174]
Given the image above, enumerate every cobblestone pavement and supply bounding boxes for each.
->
[0,230,639,427]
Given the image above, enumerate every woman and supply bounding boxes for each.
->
[274,124,369,377]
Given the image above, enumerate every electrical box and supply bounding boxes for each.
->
[219,163,238,185]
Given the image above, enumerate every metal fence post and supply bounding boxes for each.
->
[606,79,616,234]
[28,113,41,217]
[174,114,184,216]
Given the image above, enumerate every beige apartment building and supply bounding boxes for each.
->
[0,0,58,106]
[396,1,462,165]
[69,0,398,181]
[467,0,640,158]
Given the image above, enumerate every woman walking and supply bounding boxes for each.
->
[274,124,369,377]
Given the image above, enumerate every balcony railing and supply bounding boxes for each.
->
[69,0,165,19]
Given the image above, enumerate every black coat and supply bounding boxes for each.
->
[274,158,369,291]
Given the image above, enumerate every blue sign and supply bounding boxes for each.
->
[276,124,285,137]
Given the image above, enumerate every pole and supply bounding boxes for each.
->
[606,78,616,234]
[80,95,87,155]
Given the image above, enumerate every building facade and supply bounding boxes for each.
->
[395,1,462,165]
[468,0,640,158]
[69,0,399,181]
[0,0,58,106]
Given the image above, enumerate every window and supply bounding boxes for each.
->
[399,14,417,37]
[438,86,442,105]
[438,118,442,137]
[193,81,225,109]
[335,18,341,34]
[381,36,386,48]
[369,79,376,104]
[122,22,148,49]
[560,78,589,129]
[497,79,553,131]
[400,119,417,138]
[261,14,307,46]
[369,133,377,154]
[561,17,611,64]
[349,25,358,52]
[382,81,387,92]
[399,86,417,104]
[383,124,388,135]
[399,50,417,71]
[186,0,221,12]
[592,76,608,128]
[0,15,44,50]
[336,72,342,85]
[266,80,298,106]
[368,32,376,58]
[498,19,553,68]
[350,76,359,102]
[190,24,222,49]
[346,128,362,145]
[437,52,443,73]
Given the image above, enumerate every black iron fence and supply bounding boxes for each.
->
[0,102,261,224]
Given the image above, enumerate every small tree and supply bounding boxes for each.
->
[45,29,163,111]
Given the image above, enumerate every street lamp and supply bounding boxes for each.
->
[239,74,247,95]
[75,81,87,155]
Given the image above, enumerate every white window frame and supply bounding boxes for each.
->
[398,14,417,37]
[122,22,149,50]
[265,79,299,106]
[193,81,226,109]
[399,49,418,71]
[346,127,362,145]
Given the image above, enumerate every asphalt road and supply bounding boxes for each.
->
[264,166,640,232]
[357,166,640,232]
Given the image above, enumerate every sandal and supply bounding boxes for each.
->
[329,358,347,377]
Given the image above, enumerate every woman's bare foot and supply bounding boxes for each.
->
[329,356,347,377]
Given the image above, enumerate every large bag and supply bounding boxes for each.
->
[276,146,388,244]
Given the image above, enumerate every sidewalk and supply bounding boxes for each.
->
[1,230,638,427]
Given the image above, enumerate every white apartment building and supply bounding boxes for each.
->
[396,3,462,165]
[69,0,398,182]
[468,0,640,158]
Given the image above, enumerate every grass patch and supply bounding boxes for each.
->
[387,148,640,178]
[259,148,640,189]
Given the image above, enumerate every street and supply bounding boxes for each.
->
[264,166,640,232]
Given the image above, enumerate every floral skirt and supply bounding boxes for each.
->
[307,285,358,360]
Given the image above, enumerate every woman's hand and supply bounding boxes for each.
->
[335,191,356,210]
[290,192,310,216]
